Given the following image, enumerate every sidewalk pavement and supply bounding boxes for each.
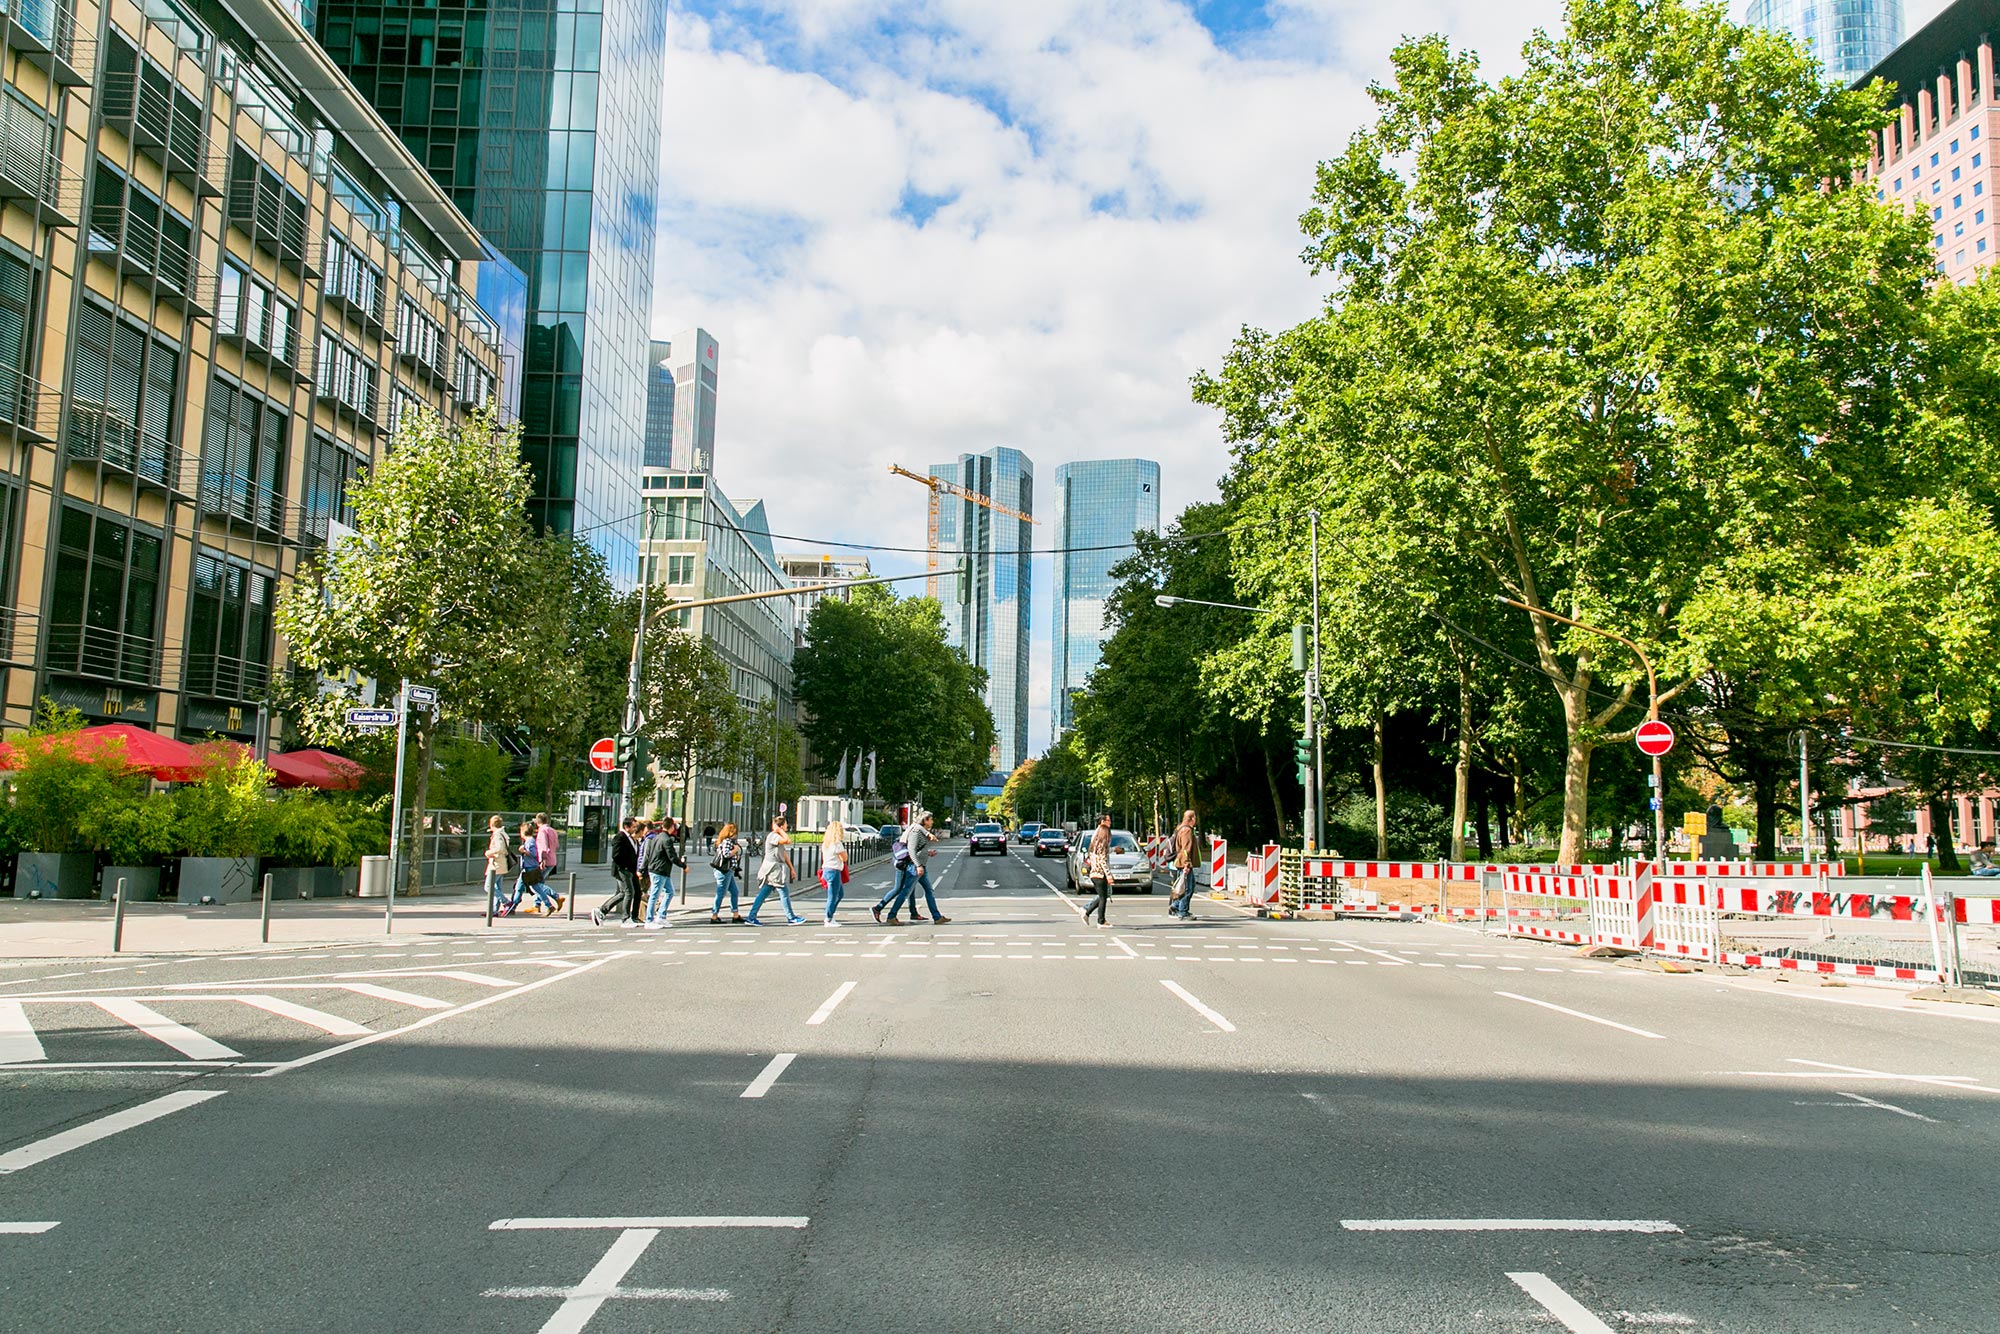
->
[0,866,641,959]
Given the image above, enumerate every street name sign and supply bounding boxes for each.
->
[406,684,438,707]
[347,708,398,728]
[1635,720,1675,757]
[588,737,617,773]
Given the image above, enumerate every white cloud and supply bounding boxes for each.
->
[651,0,1932,757]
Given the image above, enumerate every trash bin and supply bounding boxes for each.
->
[358,855,392,898]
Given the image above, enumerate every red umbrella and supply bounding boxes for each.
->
[0,723,208,781]
[267,748,366,791]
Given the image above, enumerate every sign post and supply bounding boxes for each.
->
[1636,719,1674,863]
[386,678,409,934]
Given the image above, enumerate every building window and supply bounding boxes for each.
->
[88,162,195,292]
[1935,181,1943,194]
[1956,221,1966,236]
[218,262,297,365]
[1894,178,1903,191]
[396,298,444,371]
[1934,206,1943,220]
[324,233,384,321]
[1974,126,1982,140]
[1951,140,1960,154]
[201,379,286,530]
[0,247,35,402]
[1953,166,1962,181]
[1957,250,1967,264]
[1978,209,1987,224]
[452,349,494,407]
[1954,194,1962,208]
[1932,152,1940,166]
[302,433,361,541]
[48,506,161,683]
[1936,234,1945,248]
[1977,182,1986,197]
[185,552,273,700]
[387,384,422,439]
[1981,238,1989,253]
[70,303,178,478]
[1976,153,1984,168]
[314,332,378,421]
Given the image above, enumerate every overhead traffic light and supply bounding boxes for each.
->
[615,732,637,766]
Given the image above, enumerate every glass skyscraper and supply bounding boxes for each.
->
[1747,0,1903,87]
[644,339,673,469]
[931,448,1033,776]
[1051,460,1161,738]
[312,0,666,583]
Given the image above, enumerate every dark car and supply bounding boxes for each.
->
[1033,828,1068,858]
[969,822,1007,855]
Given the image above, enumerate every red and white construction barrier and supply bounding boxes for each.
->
[1665,861,1845,878]
[1209,836,1227,896]
[1717,952,1941,983]
[1585,865,1657,952]
[1244,844,1282,905]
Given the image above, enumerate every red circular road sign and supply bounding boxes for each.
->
[1635,719,1675,757]
[588,737,618,773]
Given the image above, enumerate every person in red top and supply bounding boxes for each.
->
[534,813,564,915]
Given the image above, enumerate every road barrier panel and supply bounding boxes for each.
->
[1247,845,1282,907]
[1652,877,1720,963]
[1664,860,1844,878]
[1500,870,1594,944]
[1209,836,1227,900]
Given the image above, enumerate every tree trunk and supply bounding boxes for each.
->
[1261,742,1288,839]
[1749,753,1779,862]
[1497,783,1511,851]
[403,721,438,899]
[1372,713,1388,859]
[1557,693,1594,865]
[1929,798,1963,872]
[1450,657,1474,862]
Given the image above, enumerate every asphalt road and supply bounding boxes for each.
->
[2,838,1997,1332]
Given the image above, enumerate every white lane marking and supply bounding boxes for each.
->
[233,995,372,1037]
[1112,938,1138,958]
[806,982,856,1026]
[0,1090,226,1175]
[0,1000,45,1063]
[1508,1271,1615,1334]
[741,1052,797,1098]
[537,1226,660,1334]
[255,955,622,1078]
[91,999,241,1060]
[1342,1219,1680,1233]
[1160,980,1235,1033]
[484,1283,727,1303]
[1786,1090,1941,1123]
[0,1221,59,1233]
[492,1217,810,1230]
[334,983,453,1010]
[1495,992,1664,1040]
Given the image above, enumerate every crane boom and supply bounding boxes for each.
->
[888,463,1038,599]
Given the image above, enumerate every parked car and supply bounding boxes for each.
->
[877,824,902,846]
[1066,829,1153,893]
[1016,822,1042,844]
[1033,828,1068,858]
[969,822,1008,855]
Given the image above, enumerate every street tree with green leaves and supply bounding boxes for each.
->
[1199,0,1942,861]
[638,626,742,830]
[792,585,995,807]
[276,405,540,895]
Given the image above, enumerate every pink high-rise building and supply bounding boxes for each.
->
[1859,0,2000,284]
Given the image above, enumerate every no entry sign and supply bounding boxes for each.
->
[588,737,618,773]
[1635,719,1675,757]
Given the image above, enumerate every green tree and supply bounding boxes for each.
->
[512,537,627,809]
[792,585,995,805]
[1200,0,1939,862]
[275,405,540,895]
[639,626,742,827]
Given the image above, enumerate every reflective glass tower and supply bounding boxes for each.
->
[311,0,667,584]
[1051,460,1161,738]
[1747,0,1903,87]
[644,339,673,469]
[930,448,1033,775]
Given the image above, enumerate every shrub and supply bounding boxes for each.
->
[82,792,178,865]
[265,793,389,866]
[1325,792,1449,860]
[7,704,132,854]
[171,745,274,858]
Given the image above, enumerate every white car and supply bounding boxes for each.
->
[1066,830,1154,894]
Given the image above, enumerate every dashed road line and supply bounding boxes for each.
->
[1160,979,1235,1033]
[740,1052,796,1099]
[1496,991,1665,1040]
[0,1090,226,1175]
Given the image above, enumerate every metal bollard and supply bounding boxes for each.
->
[484,872,495,928]
[1943,890,1965,988]
[259,872,273,944]
[110,876,127,953]
[567,871,576,921]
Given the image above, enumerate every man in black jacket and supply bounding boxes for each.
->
[641,818,684,927]
[595,816,641,927]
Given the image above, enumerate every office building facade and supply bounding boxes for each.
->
[643,336,671,468]
[1748,0,1903,87]
[0,0,505,739]
[1051,459,1159,737]
[778,553,871,628]
[1857,0,2000,286]
[929,447,1032,775]
[662,326,716,472]
[638,469,795,829]
[312,0,666,583]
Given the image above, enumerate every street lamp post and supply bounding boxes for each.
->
[1156,593,1318,852]
[1494,594,1666,861]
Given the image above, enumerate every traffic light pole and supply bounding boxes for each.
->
[621,506,654,821]
[1310,509,1323,854]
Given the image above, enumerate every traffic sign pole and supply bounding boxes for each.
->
[386,676,408,935]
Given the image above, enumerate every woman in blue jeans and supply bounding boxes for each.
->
[708,821,745,923]
[820,819,849,924]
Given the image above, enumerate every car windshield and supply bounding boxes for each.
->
[1039,831,1063,841]
[1110,833,1139,853]
[974,824,1001,835]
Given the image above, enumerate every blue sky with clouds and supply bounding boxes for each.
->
[650,0,1942,757]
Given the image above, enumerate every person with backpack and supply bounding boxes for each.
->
[512,818,559,914]
[642,815,684,928]
[484,815,515,916]
[874,811,947,924]
[709,821,745,923]
[744,814,801,924]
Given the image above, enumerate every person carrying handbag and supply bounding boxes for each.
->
[709,822,745,923]
[1083,813,1113,928]
[744,815,800,925]
[820,819,849,925]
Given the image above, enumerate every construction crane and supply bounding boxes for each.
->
[888,463,1038,599]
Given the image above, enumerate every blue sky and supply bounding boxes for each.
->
[650,0,1943,757]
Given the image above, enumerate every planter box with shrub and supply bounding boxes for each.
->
[101,865,162,901]
[178,855,259,903]
[16,851,96,899]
